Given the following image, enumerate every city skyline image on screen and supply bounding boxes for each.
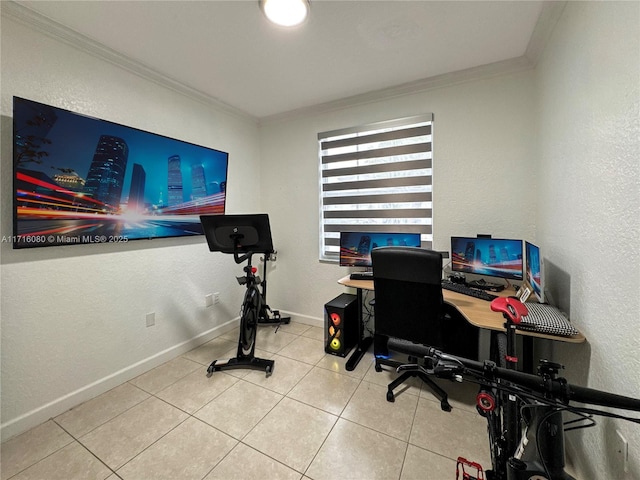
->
[13,97,229,249]
[451,236,523,280]
[339,232,421,267]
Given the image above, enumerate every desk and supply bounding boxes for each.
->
[338,275,585,372]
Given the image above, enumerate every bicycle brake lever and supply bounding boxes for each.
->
[396,363,429,375]
[433,360,465,379]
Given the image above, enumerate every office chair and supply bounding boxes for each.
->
[371,246,452,411]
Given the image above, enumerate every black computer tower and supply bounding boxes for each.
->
[324,293,358,357]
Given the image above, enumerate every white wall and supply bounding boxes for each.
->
[260,70,537,321]
[534,2,640,478]
[260,4,640,476]
[2,4,638,476]
[0,14,262,440]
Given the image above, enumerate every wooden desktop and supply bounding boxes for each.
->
[338,274,585,372]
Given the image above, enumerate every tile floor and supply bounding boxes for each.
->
[1,322,493,480]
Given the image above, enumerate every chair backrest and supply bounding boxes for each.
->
[371,246,445,347]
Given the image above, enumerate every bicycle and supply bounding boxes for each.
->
[393,297,640,480]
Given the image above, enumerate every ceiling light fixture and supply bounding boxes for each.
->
[260,0,310,27]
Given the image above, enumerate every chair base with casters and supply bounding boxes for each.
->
[376,336,452,411]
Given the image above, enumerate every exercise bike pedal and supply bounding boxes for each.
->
[271,310,291,325]
[259,308,291,326]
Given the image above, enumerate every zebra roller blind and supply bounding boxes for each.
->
[319,114,433,261]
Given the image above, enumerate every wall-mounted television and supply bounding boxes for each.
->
[12,97,229,249]
[339,231,421,267]
[450,236,523,281]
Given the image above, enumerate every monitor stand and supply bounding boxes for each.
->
[349,267,373,281]
[467,279,505,292]
[349,271,373,281]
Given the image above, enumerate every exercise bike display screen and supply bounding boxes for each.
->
[339,231,421,267]
[451,236,523,281]
[200,214,274,254]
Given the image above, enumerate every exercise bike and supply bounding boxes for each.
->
[393,297,640,480]
[200,214,280,377]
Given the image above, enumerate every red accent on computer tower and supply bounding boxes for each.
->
[324,293,358,356]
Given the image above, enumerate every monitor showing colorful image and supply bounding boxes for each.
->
[451,236,523,281]
[13,97,229,249]
[339,232,421,267]
[525,241,544,303]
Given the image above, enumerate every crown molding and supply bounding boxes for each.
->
[260,2,565,126]
[524,1,567,66]
[3,0,562,126]
[1,1,258,123]
[259,55,534,125]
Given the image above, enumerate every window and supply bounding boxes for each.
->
[318,114,433,261]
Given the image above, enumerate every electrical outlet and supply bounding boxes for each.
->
[213,292,220,304]
[205,294,214,307]
[615,430,629,472]
[146,312,155,327]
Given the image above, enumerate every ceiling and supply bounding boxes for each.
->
[12,1,551,120]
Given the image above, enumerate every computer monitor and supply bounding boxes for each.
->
[450,236,523,281]
[525,241,544,303]
[339,232,421,267]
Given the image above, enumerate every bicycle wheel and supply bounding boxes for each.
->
[240,285,261,355]
[491,331,508,369]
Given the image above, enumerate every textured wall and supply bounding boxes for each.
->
[1,14,262,439]
[535,2,640,478]
[260,71,538,321]
[3,7,638,475]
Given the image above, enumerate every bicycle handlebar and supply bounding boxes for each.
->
[388,339,640,412]
[436,350,640,412]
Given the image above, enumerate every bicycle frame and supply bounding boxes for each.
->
[487,297,577,480]
[484,297,527,480]
[395,297,640,480]
[460,359,578,480]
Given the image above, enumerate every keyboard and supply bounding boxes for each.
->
[350,272,373,280]
[441,279,498,302]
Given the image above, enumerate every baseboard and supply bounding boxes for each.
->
[276,310,323,328]
[0,318,239,442]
